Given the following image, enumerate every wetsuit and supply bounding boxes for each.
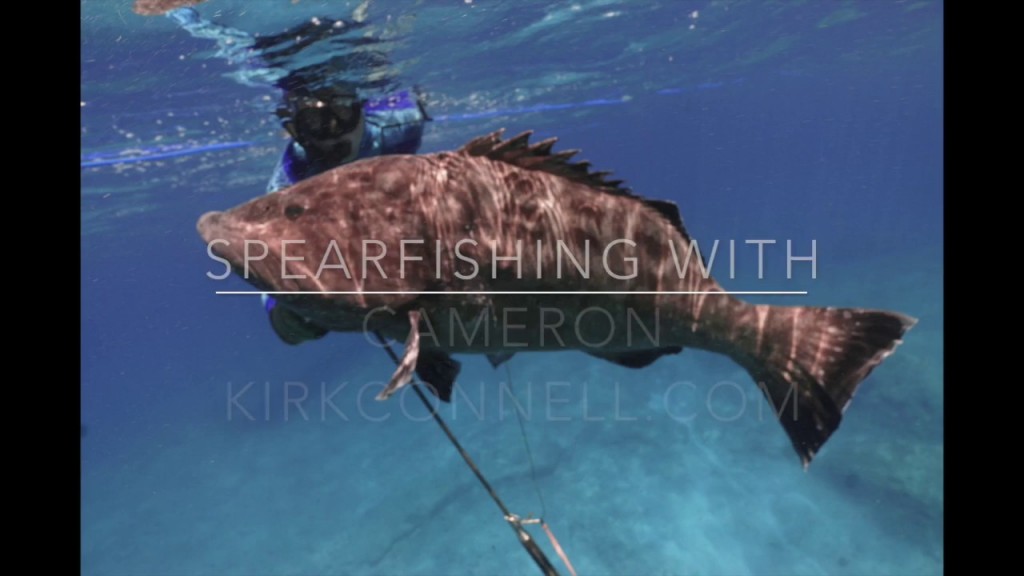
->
[265,90,428,192]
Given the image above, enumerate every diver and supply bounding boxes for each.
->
[168,6,430,344]
[167,6,429,194]
[262,83,430,344]
[266,84,430,193]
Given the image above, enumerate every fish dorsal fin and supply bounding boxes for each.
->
[644,198,699,260]
[460,129,624,193]
[645,199,684,231]
[459,129,693,242]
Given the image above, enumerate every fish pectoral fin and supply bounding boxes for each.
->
[377,311,422,401]
[587,346,683,369]
[415,349,461,403]
[269,306,329,345]
[486,352,516,368]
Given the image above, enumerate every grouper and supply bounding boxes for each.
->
[197,130,915,467]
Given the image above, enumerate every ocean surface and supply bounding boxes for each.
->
[80,1,944,575]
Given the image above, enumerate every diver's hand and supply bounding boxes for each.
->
[167,7,200,26]
[413,85,432,122]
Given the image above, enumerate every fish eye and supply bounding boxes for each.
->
[284,204,305,220]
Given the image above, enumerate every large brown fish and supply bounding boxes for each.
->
[197,130,915,467]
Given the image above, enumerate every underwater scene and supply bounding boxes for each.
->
[81,1,943,575]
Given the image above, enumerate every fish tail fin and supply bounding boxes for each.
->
[736,304,916,468]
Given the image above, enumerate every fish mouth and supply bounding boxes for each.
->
[197,210,269,289]
[197,210,305,293]
[197,210,225,244]
[197,210,242,261]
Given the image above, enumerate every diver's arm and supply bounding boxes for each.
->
[364,90,429,155]
[266,150,292,194]
[167,7,254,64]
[266,141,312,193]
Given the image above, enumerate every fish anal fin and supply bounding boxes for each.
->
[587,346,683,369]
[486,351,516,368]
[415,349,461,403]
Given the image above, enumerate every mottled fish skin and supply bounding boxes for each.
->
[197,130,915,467]
[197,134,725,348]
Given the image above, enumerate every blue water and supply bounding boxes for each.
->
[81,1,943,575]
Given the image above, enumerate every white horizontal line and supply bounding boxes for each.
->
[215,290,808,296]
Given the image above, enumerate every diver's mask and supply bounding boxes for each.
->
[277,89,364,162]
